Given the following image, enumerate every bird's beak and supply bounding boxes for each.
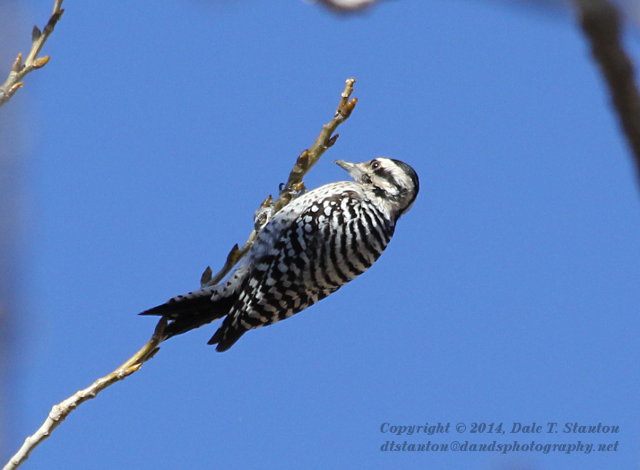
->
[335,160,366,181]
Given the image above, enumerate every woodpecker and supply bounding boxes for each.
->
[141,157,419,351]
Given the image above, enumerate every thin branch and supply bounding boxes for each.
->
[2,318,167,470]
[201,77,358,287]
[575,0,640,186]
[0,0,65,108]
[3,78,358,470]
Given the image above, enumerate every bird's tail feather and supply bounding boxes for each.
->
[207,316,247,352]
[140,291,237,339]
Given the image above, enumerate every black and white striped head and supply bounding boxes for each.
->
[335,157,420,220]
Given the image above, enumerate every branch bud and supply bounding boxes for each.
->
[33,56,50,69]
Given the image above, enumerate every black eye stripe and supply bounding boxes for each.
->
[374,167,401,189]
[373,167,390,179]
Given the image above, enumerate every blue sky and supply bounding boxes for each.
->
[2,1,639,469]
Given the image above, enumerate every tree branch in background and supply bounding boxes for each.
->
[1,78,358,470]
[575,0,640,186]
[314,0,381,14]
[0,0,64,108]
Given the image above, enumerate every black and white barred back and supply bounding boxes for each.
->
[141,157,419,351]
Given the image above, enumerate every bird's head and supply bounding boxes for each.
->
[335,157,419,220]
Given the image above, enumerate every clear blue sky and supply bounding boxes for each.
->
[2,1,639,469]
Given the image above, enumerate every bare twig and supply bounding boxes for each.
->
[575,0,640,186]
[2,318,167,470]
[0,0,64,108]
[201,77,358,287]
[3,78,358,470]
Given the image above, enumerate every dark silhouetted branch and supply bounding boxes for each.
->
[575,0,640,186]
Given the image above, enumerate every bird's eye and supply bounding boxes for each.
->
[371,160,380,170]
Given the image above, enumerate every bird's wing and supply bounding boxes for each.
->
[208,190,366,351]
